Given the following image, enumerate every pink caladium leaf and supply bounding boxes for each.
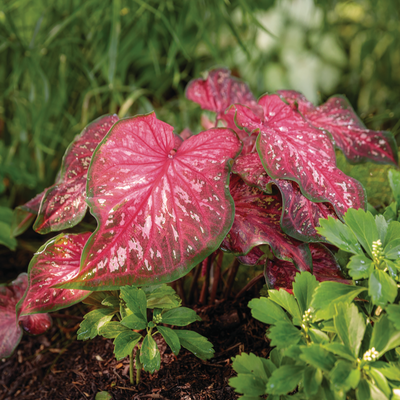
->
[279,90,398,166]
[221,175,311,270]
[233,153,338,242]
[186,68,258,120]
[273,179,338,243]
[265,244,349,291]
[12,191,45,237]
[33,114,119,234]
[60,112,241,290]
[233,95,366,217]
[237,246,267,266]
[0,274,51,358]
[17,232,91,316]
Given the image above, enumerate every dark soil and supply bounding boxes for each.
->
[0,295,269,400]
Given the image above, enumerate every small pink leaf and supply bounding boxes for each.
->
[179,128,193,141]
[221,176,311,270]
[12,191,45,237]
[279,90,398,166]
[233,154,338,242]
[19,313,52,335]
[265,244,349,290]
[17,232,91,316]
[61,113,241,290]
[233,95,366,217]
[186,68,258,120]
[33,115,119,234]
[0,274,51,358]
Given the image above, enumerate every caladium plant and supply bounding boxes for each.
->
[5,67,398,365]
[0,273,52,358]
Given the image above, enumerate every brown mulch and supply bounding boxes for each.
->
[0,296,269,400]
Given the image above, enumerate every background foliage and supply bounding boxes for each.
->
[0,0,399,210]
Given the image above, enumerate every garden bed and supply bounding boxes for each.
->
[0,295,268,400]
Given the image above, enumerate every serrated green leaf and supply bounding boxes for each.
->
[300,344,336,372]
[292,271,319,316]
[157,326,180,355]
[229,374,267,397]
[334,302,365,357]
[303,365,322,397]
[330,360,360,391]
[389,169,400,210]
[369,269,397,307]
[383,202,397,223]
[83,291,113,308]
[356,379,371,400]
[231,352,270,382]
[366,370,391,399]
[161,307,201,326]
[284,345,303,361]
[265,365,303,395]
[311,282,367,320]
[347,254,374,279]
[101,295,120,309]
[248,297,291,325]
[268,290,301,326]
[368,384,389,400]
[120,286,147,322]
[140,333,160,373]
[267,322,303,349]
[113,330,142,360]
[375,215,388,245]
[387,304,400,330]
[99,321,130,339]
[371,314,400,355]
[317,216,363,255]
[270,348,282,368]
[322,343,356,362]
[77,308,116,341]
[344,208,379,258]
[373,361,400,380]
[174,330,214,360]
[308,328,330,344]
[144,284,181,309]
[121,313,147,330]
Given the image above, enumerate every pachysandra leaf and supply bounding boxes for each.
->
[278,90,398,166]
[12,191,45,237]
[222,175,312,270]
[265,244,349,290]
[233,95,366,217]
[61,113,241,290]
[33,114,119,234]
[185,68,258,125]
[17,232,91,316]
[0,274,51,358]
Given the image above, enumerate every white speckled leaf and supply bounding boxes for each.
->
[33,115,119,234]
[279,90,398,166]
[61,113,241,290]
[17,233,91,316]
[233,95,366,217]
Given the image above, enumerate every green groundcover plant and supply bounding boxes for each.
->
[229,271,400,399]
[0,68,398,388]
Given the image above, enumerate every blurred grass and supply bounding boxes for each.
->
[0,0,399,210]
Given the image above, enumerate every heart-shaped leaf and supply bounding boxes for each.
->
[12,192,45,237]
[222,175,311,270]
[33,115,119,234]
[279,90,398,166]
[265,244,349,290]
[61,113,241,290]
[17,232,91,316]
[0,274,51,358]
[233,95,366,217]
[186,68,257,123]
